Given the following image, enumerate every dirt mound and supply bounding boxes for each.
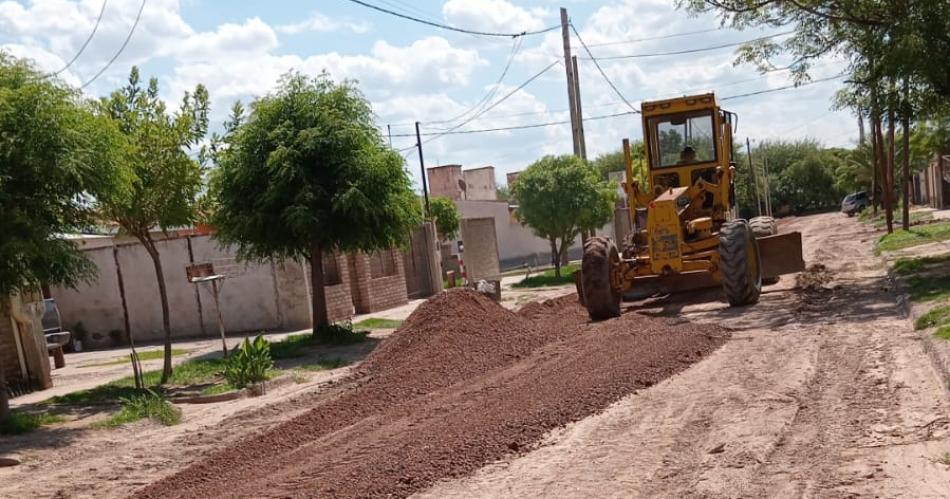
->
[135,293,728,499]
[795,263,838,311]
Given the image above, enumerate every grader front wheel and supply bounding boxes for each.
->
[719,220,762,306]
[581,236,622,321]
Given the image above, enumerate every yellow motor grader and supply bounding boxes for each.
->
[579,92,804,320]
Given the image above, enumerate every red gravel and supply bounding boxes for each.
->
[134,289,728,499]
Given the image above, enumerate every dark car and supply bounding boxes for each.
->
[841,191,869,217]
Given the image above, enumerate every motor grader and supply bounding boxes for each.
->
[579,92,804,320]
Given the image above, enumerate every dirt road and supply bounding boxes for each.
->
[418,212,950,498]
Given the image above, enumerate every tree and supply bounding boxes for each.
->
[210,72,421,338]
[511,155,616,277]
[589,141,648,186]
[99,68,209,383]
[0,53,128,418]
[430,197,460,241]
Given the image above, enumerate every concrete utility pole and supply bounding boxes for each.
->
[560,7,581,158]
[746,137,762,217]
[763,151,773,217]
[415,121,430,216]
[572,55,587,160]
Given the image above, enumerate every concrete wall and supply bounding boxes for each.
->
[462,166,497,201]
[460,217,500,279]
[506,171,521,187]
[427,164,464,201]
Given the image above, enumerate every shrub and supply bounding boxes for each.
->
[98,389,181,427]
[223,335,273,388]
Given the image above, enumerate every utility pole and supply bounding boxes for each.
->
[763,150,773,217]
[746,137,762,216]
[572,55,587,160]
[387,124,393,148]
[415,121,430,216]
[560,7,581,157]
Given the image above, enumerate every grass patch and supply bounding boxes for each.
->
[80,348,190,368]
[893,254,950,276]
[297,358,350,371]
[352,318,403,330]
[95,390,181,428]
[0,410,65,435]
[271,325,368,359]
[876,221,950,253]
[512,263,579,288]
[904,275,950,303]
[915,306,950,330]
[199,383,238,396]
[934,325,950,340]
[870,210,932,229]
[42,357,227,406]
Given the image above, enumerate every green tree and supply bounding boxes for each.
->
[210,72,421,337]
[430,197,460,241]
[589,141,648,186]
[99,67,209,383]
[511,155,616,277]
[0,53,129,418]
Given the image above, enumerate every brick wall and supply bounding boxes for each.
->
[323,252,354,322]
[348,250,408,314]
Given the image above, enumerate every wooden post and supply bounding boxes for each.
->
[211,279,228,358]
[561,8,581,157]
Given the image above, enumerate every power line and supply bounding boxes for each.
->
[426,36,523,129]
[80,0,146,89]
[581,27,722,48]
[584,31,794,61]
[391,110,638,138]
[343,0,559,38]
[720,74,844,101]
[570,23,638,113]
[48,0,108,77]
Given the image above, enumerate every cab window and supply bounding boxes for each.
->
[648,111,717,168]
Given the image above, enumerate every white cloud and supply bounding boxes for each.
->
[174,17,278,62]
[442,0,551,34]
[276,11,370,35]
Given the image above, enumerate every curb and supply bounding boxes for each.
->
[887,266,950,394]
[170,374,296,405]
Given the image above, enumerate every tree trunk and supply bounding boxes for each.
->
[143,238,173,383]
[886,106,897,234]
[310,244,330,337]
[902,80,911,230]
[0,358,9,422]
[873,114,887,217]
[550,237,561,277]
[870,112,879,216]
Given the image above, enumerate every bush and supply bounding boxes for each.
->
[0,410,64,435]
[223,335,273,388]
[98,389,181,427]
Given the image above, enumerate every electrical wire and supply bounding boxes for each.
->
[570,23,638,113]
[343,0,559,38]
[80,0,146,89]
[391,110,638,138]
[426,36,523,129]
[720,74,844,101]
[583,31,794,61]
[48,0,108,77]
[581,27,722,48]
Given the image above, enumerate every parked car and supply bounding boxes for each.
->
[841,191,869,217]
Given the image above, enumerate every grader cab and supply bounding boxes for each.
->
[579,92,805,320]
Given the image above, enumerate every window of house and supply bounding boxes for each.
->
[322,252,342,285]
[370,249,398,278]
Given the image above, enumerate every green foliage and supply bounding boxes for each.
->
[512,263,580,288]
[903,275,950,303]
[511,155,617,276]
[876,221,950,253]
[430,196,460,240]
[352,318,403,329]
[589,141,648,185]
[0,53,130,295]
[0,410,65,435]
[97,389,181,427]
[893,254,950,275]
[222,335,273,388]
[210,72,421,329]
[915,306,950,330]
[79,349,190,368]
[935,325,950,340]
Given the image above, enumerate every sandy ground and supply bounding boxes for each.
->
[5,212,948,498]
[417,212,950,498]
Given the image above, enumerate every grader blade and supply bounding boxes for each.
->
[757,231,805,279]
[621,271,719,301]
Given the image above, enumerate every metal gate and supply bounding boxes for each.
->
[403,225,432,299]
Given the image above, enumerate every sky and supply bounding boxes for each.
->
[0,0,856,189]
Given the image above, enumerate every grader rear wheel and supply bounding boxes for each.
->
[581,236,621,321]
[719,220,762,306]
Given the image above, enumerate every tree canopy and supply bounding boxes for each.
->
[210,72,421,332]
[430,196,460,241]
[0,53,128,296]
[511,154,616,277]
[589,141,647,185]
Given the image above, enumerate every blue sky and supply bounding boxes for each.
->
[0,0,855,189]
